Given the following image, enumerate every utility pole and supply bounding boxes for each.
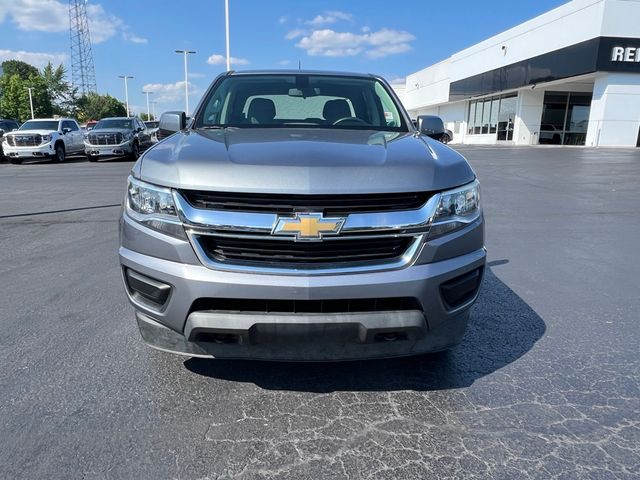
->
[151,101,157,120]
[225,0,231,71]
[118,75,134,116]
[142,91,153,120]
[175,50,196,115]
[26,87,35,119]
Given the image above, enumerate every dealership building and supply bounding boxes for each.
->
[399,0,640,147]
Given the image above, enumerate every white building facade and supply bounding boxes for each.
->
[401,0,640,147]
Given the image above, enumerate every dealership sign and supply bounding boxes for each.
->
[598,37,640,72]
[611,46,640,63]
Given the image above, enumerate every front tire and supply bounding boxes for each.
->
[88,155,98,162]
[130,141,140,160]
[54,143,65,163]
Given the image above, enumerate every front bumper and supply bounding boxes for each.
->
[3,142,54,158]
[85,141,133,157]
[119,212,485,361]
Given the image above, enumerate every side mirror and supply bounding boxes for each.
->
[62,127,72,134]
[158,111,186,139]
[416,115,445,140]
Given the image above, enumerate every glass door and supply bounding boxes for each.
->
[497,95,516,141]
[540,92,592,145]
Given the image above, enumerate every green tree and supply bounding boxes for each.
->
[75,93,126,123]
[1,60,39,81]
[0,73,53,121]
[41,62,77,116]
[139,112,155,121]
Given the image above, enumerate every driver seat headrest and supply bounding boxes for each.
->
[247,98,276,124]
[323,99,351,124]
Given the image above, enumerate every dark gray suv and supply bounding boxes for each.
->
[85,117,151,161]
[119,71,485,361]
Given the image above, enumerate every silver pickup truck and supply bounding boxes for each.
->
[119,70,485,361]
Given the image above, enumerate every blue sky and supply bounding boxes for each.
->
[0,0,566,114]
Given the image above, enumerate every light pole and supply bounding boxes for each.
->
[118,75,134,116]
[25,87,35,119]
[175,50,196,115]
[142,90,153,120]
[225,0,231,71]
[151,101,157,120]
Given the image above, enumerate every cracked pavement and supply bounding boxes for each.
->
[0,147,638,479]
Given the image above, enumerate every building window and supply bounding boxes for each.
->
[467,93,516,138]
[540,91,592,145]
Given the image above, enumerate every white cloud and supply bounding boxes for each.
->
[305,10,352,26]
[295,28,415,58]
[141,80,199,104]
[278,60,291,66]
[278,16,288,24]
[0,0,145,45]
[188,72,206,79]
[0,49,68,69]
[122,31,148,45]
[207,54,249,66]
[285,29,306,40]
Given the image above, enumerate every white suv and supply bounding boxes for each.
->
[2,118,84,164]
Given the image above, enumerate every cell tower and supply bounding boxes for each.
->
[69,0,97,95]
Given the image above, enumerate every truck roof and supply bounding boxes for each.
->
[228,69,379,79]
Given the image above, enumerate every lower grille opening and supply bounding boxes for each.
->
[373,331,408,342]
[190,297,422,315]
[440,267,483,310]
[193,332,241,344]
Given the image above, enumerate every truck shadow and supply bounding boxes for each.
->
[184,263,546,392]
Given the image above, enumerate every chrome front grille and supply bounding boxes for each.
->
[196,234,414,267]
[174,191,438,274]
[7,134,41,147]
[87,132,123,145]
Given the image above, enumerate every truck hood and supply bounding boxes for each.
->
[138,128,475,194]
[7,129,56,136]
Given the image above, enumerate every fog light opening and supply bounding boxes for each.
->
[440,267,483,310]
[124,268,171,308]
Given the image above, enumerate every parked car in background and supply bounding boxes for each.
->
[85,117,152,161]
[2,118,84,164]
[85,120,98,131]
[144,120,160,143]
[0,119,20,160]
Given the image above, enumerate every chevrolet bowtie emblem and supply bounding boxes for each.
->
[272,213,346,241]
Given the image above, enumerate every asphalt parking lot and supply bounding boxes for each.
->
[1,147,639,479]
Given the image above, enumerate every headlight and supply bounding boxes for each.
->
[428,179,481,239]
[41,134,52,143]
[122,132,133,142]
[126,176,185,238]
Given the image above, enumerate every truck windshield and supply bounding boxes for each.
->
[19,120,59,131]
[196,74,407,131]
[95,119,134,130]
